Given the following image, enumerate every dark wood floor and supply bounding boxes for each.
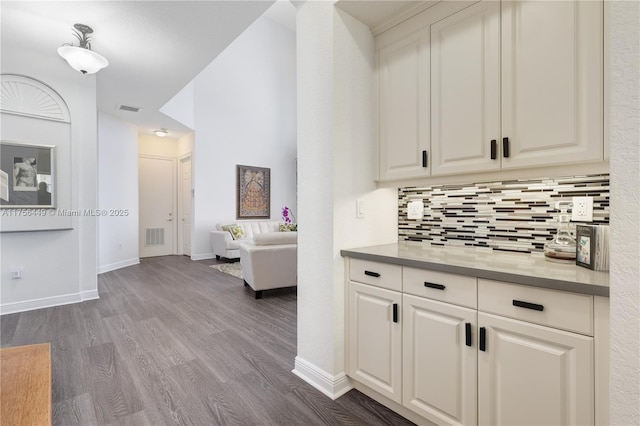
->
[1,255,414,426]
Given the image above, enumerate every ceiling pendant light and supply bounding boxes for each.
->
[57,23,109,74]
[154,129,168,138]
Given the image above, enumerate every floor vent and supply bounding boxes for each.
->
[145,228,165,246]
[118,104,140,113]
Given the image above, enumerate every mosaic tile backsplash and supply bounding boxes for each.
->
[398,175,610,253]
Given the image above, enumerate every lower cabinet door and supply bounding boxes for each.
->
[478,312,594,426]
[403,294,477,426]
[348,281,402,403]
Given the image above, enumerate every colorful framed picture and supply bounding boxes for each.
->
[0,141,55,208]
[236,165,270,219]
[576,225,595,269]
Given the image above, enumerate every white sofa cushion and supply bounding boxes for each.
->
[216,220,280,240]
[212,220,283,259]
[253,232,297,246]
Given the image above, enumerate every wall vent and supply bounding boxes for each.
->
[118,104,140,113]
[145,228,165,246]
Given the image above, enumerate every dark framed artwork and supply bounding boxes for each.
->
[237,165,270,219]
[0,141,55,208]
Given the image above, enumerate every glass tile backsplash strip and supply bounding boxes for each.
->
[398,174,610,254]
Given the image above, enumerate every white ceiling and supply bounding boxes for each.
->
[1,1,283,138]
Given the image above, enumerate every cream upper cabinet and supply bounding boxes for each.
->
[501,0,604,169]
[378,30,430,181]
[431,1,501,176]
[376,0,604,181]
[478,312,594,426]
[347,281,402,403]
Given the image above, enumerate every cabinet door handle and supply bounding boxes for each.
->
[490,139,497,160]
[392,303,398,323]
[424,282,446,290]
[479,327,486,351]
[465,322,472,347]
[513,300,544,311]
[422,150,428,168]
[364,270,380,278]
[503,137,510,158]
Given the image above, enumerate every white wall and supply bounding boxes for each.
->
[160,81,195,130]
[178,133,194,158]
[609,1,640,424]
[293,2,397,398]
[97,112,140,273]
[1,49,98,313]
[190,16,297,259]
[139,134,181,158]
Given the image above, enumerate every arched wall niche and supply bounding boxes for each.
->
[0,74,73,231]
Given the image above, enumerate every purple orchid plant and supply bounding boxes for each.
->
[281,206,297,231]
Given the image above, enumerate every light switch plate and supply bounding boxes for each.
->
[356,199,365,218]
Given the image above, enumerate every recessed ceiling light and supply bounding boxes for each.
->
[154,129,168,137]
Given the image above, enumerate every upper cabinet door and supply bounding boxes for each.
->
[431,1,501,176]
[378,30,430,181]
[501,0,603,169]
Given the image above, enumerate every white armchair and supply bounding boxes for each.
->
[239,232,297,299]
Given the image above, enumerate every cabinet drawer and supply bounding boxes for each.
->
[349,259,402,291]
[403,267,477,309]
[478,279,593,335]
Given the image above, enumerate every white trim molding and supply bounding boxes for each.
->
[0,74,71,122]
[190,252,215,261]
[292,356,353,400]
[98,258,140,274]
[0,290,100,315]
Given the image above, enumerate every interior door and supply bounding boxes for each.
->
[179,156,192,256]
[139,156,175,258]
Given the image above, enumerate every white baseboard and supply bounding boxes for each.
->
[98,258,140,274]
[81,290,100,301]
[190,252,215,261]
[0,290,100,315]
[292,356,353,400]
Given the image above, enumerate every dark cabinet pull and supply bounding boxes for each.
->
[364,270,380,278]
[465,322,472,347]
[502,137,510,158]
[490,139,497,160]
[513,300,544,311]
[424,282,446,290]
[479,327,486,351]
[422,150,428,168]
[392,304,398,323]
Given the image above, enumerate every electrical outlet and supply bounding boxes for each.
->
[571,196,594,222]
[407,200,424,220]
[10,267,22,280]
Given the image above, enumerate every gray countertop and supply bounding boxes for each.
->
[340,242,609,297]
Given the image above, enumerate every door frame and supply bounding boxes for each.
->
[138,154,178,256]
[177,153,193,256]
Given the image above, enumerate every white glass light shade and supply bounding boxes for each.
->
[57,46,109,74]
[154,129,168,137]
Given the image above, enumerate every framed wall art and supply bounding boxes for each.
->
[0,141,55,208]
[237,164,270,219]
